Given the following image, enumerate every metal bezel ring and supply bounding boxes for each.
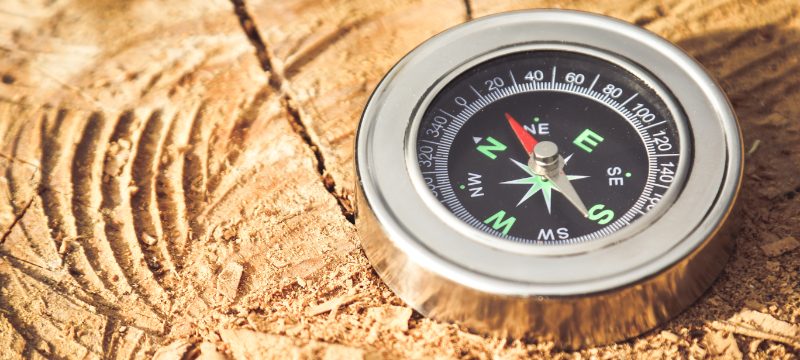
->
[355,9,741,348]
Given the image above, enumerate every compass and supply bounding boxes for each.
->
[355,10,741,348]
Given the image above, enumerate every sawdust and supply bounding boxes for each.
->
[220,329,373,360]
[306,295,359,316]
[708,308,800,350]
[0,314,26,360]
[660,330,680,343]
[703,330,743,360]
[761,236,800,257]
[152,339,194,360]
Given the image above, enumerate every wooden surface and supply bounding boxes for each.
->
[1,0,800,358]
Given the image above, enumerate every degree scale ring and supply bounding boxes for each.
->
[355,10,742,348]
[405,45,688,250]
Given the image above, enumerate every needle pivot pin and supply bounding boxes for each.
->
[533,141,559,166]
[530,141,562,176]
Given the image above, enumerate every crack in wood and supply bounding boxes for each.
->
[283,99,354,223]
[464,0,473,20]
[2,249,135,319]
[2,251,162,357]
[0,197,34,245]
[229,0,355,224]
[229,0,282,90]
[0,251,51,272]
[0,152,40,169]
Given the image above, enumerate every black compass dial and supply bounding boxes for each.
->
[414,50,683,244]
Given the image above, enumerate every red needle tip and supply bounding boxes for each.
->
[505,113,538,154]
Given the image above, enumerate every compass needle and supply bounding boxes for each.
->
[357,9,741,348]
[503,156,586,213]
[546,171,589,217]
[526,141,589,216]
[506,112,538,154]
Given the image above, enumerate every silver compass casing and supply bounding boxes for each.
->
[354,9,742,348]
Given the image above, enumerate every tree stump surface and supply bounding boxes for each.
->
[1,0,799,358]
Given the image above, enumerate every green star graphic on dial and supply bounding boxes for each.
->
[501,158,588,213]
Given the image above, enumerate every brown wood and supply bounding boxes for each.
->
[1,0,799,358]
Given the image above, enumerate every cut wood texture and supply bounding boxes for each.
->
[1,0,799,358]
